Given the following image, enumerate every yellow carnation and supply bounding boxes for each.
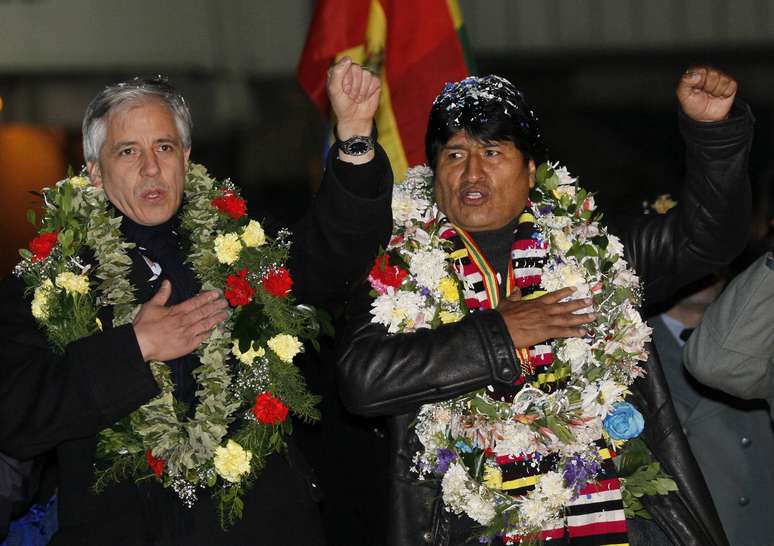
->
[482,465,503,490]
[241,220,266,248]
[55,271,90,295]
[213,439,252,483]
[267,334,303,363]
[31,279,54,320]
[231,340,266,365]
[439,310,463,324]
[651,194,678,214]
[213,232,242,264]
[68,176,90,189]
[438,277,459,304]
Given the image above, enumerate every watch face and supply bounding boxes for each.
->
[347,140,370,155]
[340,135,374,156]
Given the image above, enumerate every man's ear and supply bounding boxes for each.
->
[528,159,537,189]
[184,147,191,164]
[87,161,102,187]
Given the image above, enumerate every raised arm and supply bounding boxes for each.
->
[289,58,393,308]
[620,67,754,305]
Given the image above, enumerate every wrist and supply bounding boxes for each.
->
[335,120,374,141]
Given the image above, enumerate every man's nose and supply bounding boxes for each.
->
[463,153,484,182]
[140,151,161,177]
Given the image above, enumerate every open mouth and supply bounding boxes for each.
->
[460,187,488,205]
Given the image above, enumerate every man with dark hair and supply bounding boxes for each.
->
[0,57,392,545]
[338,67,751,545]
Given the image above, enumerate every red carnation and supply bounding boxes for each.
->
[145,449,166,477]
[212,190,247,220]
[261,267,293,298]
[368,254,408,294]
[29,231,58,262]
[225,268,254,307]
[252,392,289,425]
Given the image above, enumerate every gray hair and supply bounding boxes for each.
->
[82,76,193,163]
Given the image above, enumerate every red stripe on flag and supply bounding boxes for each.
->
[380,0,468,165]
[297,0,370,114]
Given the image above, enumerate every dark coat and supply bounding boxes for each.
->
[336,104,754,546]
[0,148,392,546]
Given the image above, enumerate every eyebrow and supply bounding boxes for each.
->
[110,136,180,151]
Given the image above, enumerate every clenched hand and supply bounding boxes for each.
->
[677,66,737,123]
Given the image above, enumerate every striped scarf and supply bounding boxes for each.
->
[438,211,630,546]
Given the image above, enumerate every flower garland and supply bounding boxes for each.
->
[368,164,676,542]
[15,165,320,528]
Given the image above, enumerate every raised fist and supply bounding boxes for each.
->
[326,56,381,141]
[677,66,737,123]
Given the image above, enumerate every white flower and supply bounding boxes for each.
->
[213,440,252,483]
[520,496,552,528]
[558,338,592,373]
[415,404,451,451]
[612,268,639,287]
[573,222,599,242]
[214,232,242,264]
[607,234,624,258]
[267,334,303,363]
[371,291,428,333]
[541,263,586,293]
[539,214,572,230]
[553,164,577,186]
[441,462,471,515]
[537,471,573,509]
[392,189,431,226]
[554,185,576,199]
[551,230,572,253]
[582,380,626,418]
[409,247,448,290]
[240,220,266,247]
[494,422,534,457]
[465,492,496,525]
[55,271,90,295]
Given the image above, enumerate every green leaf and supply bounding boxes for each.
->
[18,248,33,260]
[26,209,36,227]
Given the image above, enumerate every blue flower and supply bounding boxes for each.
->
[603,402,644,440]
[455,440,473,453]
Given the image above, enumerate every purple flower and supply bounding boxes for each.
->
[434,448,456,475]
[563,455,602,495]
[419,287,431,296]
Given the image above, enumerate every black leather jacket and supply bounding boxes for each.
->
[337,103,753,546]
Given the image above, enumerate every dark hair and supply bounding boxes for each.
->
[425,75,545,170]
[82,76,192,163]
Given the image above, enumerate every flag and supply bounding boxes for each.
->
[298,0,474,181]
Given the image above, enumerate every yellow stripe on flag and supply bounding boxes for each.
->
[446,0,463,30]
[367,0,387,53]
[376,78,409,182]
[335,45,366,65]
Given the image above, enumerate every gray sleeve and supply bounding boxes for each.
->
[683,253,774,408]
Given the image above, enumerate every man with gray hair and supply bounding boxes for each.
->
[0,57,392,545]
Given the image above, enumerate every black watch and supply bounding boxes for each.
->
[335,124,377,156]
